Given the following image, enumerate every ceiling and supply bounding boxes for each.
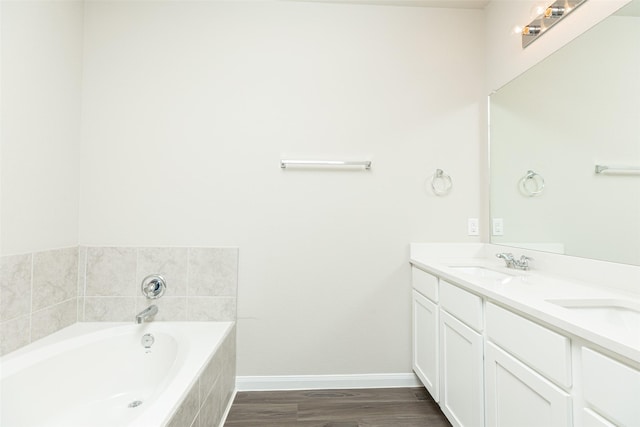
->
[288,0,490,9]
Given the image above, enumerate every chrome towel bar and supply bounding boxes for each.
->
[280,160,372,170]
[595,165,640,174]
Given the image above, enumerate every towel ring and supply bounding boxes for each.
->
[431,169,453,196]
[520,170,544,197]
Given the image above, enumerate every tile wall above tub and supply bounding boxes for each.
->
[0,247,78,356]
[77,246,239,323]
[0,245,237,356]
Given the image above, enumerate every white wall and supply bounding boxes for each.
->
[0,0,83,255]
[79,1,485,376]
[485,0,631,92]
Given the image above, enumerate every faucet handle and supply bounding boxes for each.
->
[516,255,533,270]
[141,274,167,299]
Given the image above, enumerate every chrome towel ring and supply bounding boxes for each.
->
[431,169,453,196]
[520,170,544,197]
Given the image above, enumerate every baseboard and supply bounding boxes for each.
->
[235,373,422,391]
[217,388,237,427]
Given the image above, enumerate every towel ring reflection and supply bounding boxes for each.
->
[431,169,453,196]
[520,170,544,197]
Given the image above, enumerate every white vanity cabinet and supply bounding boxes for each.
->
[485,303,572,427]
[439,280,484,427]
[411,268,439,401]
[412,291,439,400]
[580,347,640,426]
[439,309,484,427]
[412,268,485,427]
[409,243,640,427]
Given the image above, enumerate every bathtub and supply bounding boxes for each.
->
[0,321,235,427]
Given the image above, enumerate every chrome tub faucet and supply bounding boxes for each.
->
[136,305,158,324]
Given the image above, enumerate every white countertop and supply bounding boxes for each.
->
[410,246,640,365]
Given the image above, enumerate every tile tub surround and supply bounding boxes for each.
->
[0,248,78,356]
[78,246,239,323]
[1,246,238,355]
[167,326,237,427]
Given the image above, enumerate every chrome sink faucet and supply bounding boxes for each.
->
[496,253,533,271]
[136,305,158,324]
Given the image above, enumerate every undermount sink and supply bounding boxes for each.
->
[546,298,640,334]
[449,266,515,281]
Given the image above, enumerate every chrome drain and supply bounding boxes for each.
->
[128,400,143,408]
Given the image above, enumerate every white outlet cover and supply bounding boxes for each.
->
[468,218,479,236]
[492,218,504,236]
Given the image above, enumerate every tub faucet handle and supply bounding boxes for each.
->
[141,274,166,299]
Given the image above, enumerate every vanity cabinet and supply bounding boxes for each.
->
[411,268,439,401]
[485,343,571,427]
[440,309,484,427]
[485,303,572,427]
[439,280,484,427]
[412,264,639,427]
[580,347,640,426]
[412,291,439,401]
[412,269,484,427]
[485,303,572,388]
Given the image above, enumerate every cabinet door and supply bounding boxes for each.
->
[581,347,640,426]
[440,309,484,427]
[582,409,616,427]
[412,291,439,401]
[485,342,572,427]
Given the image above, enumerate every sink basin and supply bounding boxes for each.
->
[546,298,640,335]
[449,266,514,281]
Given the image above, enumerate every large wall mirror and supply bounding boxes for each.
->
[490,0,640,266]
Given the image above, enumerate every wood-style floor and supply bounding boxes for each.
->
[223,387,452,427]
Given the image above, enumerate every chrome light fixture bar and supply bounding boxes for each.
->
[522,0,587,48]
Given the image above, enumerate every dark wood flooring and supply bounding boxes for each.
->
[223,387,452,427]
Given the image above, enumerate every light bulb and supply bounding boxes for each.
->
[522,25,541,36]
[544,6,565,18]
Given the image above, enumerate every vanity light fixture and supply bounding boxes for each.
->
[521,0,587,48]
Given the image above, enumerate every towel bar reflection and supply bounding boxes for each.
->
[280,160,372,170]
[595,165,640,174]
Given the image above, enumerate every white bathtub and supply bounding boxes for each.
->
[0,321,234,427]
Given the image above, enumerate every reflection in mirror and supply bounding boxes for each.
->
[490,0,640,266]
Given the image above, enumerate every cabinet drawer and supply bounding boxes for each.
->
[412,267,438,302]
[486,303,571,388]
[439,280,483,331]
[582,347,640,426]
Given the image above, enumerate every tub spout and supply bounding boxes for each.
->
[136,305,158,324]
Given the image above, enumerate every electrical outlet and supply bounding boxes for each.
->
[492,218,504,236]
[468,218,479,236]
